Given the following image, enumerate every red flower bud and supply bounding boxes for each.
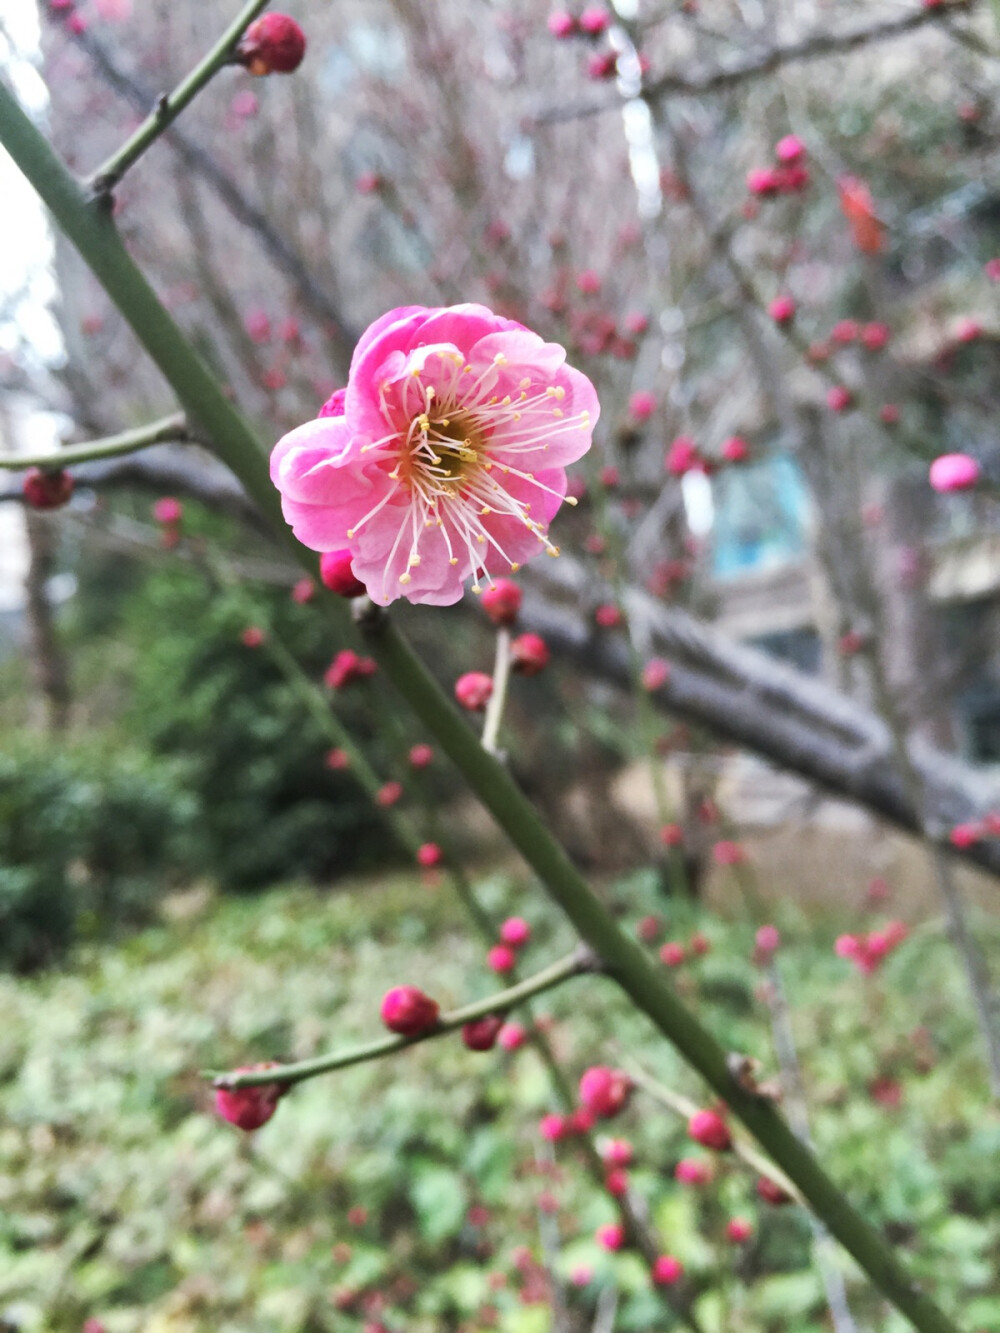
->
[579,1066,631,1118]
[652,1254,684,1285]
[22,467,73,510]
[416,842,442,868]
[380,985,440,1036]
[319,549,366,598]
[499,916,531,947]
[462,1015,504,1051]
[237,13,307,76]
[215,1062,286,1131]
[510,632,550,676]
[481,578,522,626]
[688,1108,732,1151]
[455,671,493,710]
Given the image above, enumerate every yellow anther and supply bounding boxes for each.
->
[510,562,520,572]
[449,557,458,565]
[565,496,578,506]
[400,573,412,584]
[409,555,421,567]
[552,408,564,418]
[493,353,507,365]
[347,528,356,538]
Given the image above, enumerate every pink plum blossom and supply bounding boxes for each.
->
[271,305,597,606]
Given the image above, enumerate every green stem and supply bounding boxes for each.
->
[0,413,190,470]
[0,80,962,1333]
[89,0,270,192]
[210,949,592,1088]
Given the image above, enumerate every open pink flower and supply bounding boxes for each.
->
[271,304,598,606]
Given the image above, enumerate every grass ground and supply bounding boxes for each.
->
[1,868,998,1332]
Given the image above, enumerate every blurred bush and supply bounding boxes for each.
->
[0,740,195,972]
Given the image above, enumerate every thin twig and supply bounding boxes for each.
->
[89,0,269,192]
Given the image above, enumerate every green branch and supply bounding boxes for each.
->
[0,413,190,471]
[0,76,964,1333]
[89,0,270,192]
[210,949,594,1088]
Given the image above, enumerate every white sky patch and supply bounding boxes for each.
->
[682,468,714,537]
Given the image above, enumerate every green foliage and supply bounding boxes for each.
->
[0,740,195,972]
[1,873,997,1331]
[68,510,403,891]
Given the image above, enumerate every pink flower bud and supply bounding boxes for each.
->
[576,268,602,294]
[774,134,805,164]
[570,1265,593,1287]
[579,6,612,34]
[547,10,576,37]
[215,1063,286,1131]
[929,453,980,493]
[725,1217,753,1243]
[319,549,366,598]
[831,320,859,344]
[152,496,182,524]
[834,933,860,959]
[674,1157,711,1186]
[237,13,307,75]
[755,924,780,954]
[539,1112,567,1141]
[688,1108,732,1151]
[826,385,853,413]
[596,1223,625,1251]
[768,295,796,324]
[511,632,550,676]
[690,931,710,956]
[879,403,900,425]
[579,1066,631,1118]
[325,748,350,770]
[660,941,686,967]
[721,435,749,464]
[623,310,649,336]
[586,50,618,79]
[756,1176,792,1206]
[462,1015,504,1051]
[409,743,434,768]
[291,578,315,603]
[605,1167,629,1195]
[712,840,746,867]
[652,1254,684,1285]
[629,390,657,421]
[747,167,781,196]
[487,944,517,974]
[659,824,684,848]
[241,626,265,648]
[594,603,622,629]
[22,468,73,511]
[375,781,402,808]
[381,985,440,1036]
[641,657,670,691]
[416,842,442,868]
[637,913,662,941]
[954,316,982,344]
[665,435,700,476]
[455,671,493,710]
[500,916,531,947]
[325,649,376,690]
[244,307,271,342]
[603,1138,633,1166]
[481,578,522,626]
[949,822,980,848]
[499,1021,526,1051]
[862,322,890,351]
